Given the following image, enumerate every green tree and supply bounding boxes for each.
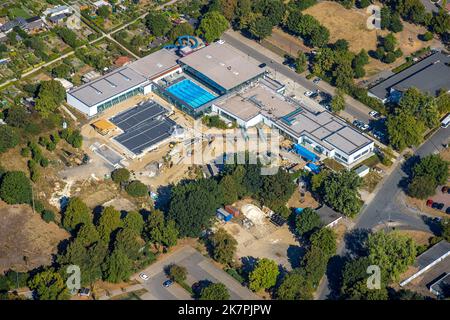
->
[249,15,273,41]
[0,125,20,153]
[387,112,426,151]
[35,80,66,117]
[276,269,314,300]
[111,168,130,184]
[168,264,187,283]
[97,5,110,19]
[197,11,229,43]
[309,25,330,47]
[295,51,308,73]
[97,206,122,241]
[407,175,437,199]
[125,180,148,197]
[330,89,346,112]
[144,12,171,37]
[398,88,439,129]
[209,228,237,265]
[218,175,239,205]
[0,171,32,205]
[62,197,91,232]
[168,23,195,41]
[367,231,416,281]
[28,269,69,300]
[295,207,322,237]
[200,283,230,300]
[102,248,133,283]
[123,210,144,235]
[249,258,279,292]
[146,210,179,249]
[322,170,363,217]
[114,227,143,260]
[168,179,222,237]
[310,227,337,258]
[412,154,448,186]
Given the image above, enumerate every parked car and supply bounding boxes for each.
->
[258,63,267,68]
[432,202,445,210]
[442,186,448,193]
[426,199,434,207]
[163,279,173,288]
[446,207,450,215]
[139,273,149,281]
[369,111,380,118]
[304,91,313,97]
[313,77,321,84]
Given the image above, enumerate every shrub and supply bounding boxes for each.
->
[125,180,148,197]
[168,264,187,283]
[111,168,130,184]
[42,209,55,223]
[0,171,32,205]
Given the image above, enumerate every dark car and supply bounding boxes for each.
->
[442,186,448,193]
[432,202,445,210]
[426,199,434,207]
[446,207,450,215]
[258,63,267,68]
[163,279,173,288]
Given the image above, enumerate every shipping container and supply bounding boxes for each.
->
[225,205,240,217]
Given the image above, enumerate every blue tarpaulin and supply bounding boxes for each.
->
[307,163,321,174]
[293,144,319,162]
[295,208,304,214]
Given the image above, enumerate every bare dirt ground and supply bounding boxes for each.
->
[396,230,434,246]
[287,187,319,209]
[303,1,443,77]
[0,201,69,273]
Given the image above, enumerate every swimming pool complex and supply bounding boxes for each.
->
[166,79,216,109]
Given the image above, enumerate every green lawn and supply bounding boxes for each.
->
[8,7,32,19]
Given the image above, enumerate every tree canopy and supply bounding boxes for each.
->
[200,283,230,300]
[248,258,279,292]
[209,228,237,265]
[0,171,32,205]
[295,207,322,237]
[197,11,229,43]
[144,12,171,37]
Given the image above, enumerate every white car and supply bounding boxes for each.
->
[139,273,149,281]
[304,91,313,97]
[369,111,380,118]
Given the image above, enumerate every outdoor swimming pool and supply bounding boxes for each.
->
[166,79,216,109]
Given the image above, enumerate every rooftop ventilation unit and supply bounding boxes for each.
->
[156,63,163,68]
[227,66,232,70]
[206,54,212,59]
[219,62,225,66]
[233,71,239,75]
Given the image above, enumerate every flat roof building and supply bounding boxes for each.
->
[179,41,265,94]
[369,51,450,103]
[67,49,181,117]
[212,84,374,165]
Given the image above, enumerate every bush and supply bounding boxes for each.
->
[40,158,49,168]
[34,200,45,214]
[111,168,130,184]
[125,180,148,197]
[168,264,187,283]
[225,268,245,284]
[421,32,433,41]
[42,209,55,223]
[0,126,20,154]
[0,171,32,205]
[21,147,31,157]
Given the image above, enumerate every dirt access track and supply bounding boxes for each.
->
[0,201,69,273]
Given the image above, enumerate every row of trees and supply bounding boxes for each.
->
[28,195,180,299]
[277,226,337,299]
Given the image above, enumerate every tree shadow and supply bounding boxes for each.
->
[92,205,104,225]
[240,256,258,278]
[192,279,213,299]
[155,184,173,212]
[421,215,443,235]
[287,245,306,269]
[344,228,371,258]
[325,255,349,300]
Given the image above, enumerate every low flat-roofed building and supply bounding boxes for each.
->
[212,83,374,166]
[429,273,450,298]
[128,49,181,81]
[67,67,150,117]
[179,41,265,94]
[316,205,343,228]
[369,51,450,103]
[400,240,450,288]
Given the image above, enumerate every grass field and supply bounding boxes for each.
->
[303,1,443,77]
[8,7,31,19]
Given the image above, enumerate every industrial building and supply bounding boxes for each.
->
[369,51,450,103]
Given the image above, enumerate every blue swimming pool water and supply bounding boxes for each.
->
[166,79,216,109]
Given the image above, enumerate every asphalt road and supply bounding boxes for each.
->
[356,126,450,231]
[221,33,372,123]
[135,246,259,300]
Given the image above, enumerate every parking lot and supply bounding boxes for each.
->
[427,185,450,214]
[134,245,259,300]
